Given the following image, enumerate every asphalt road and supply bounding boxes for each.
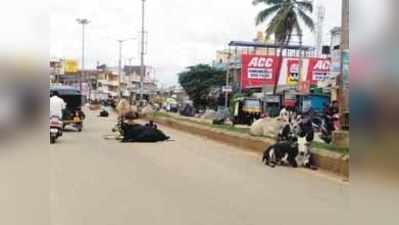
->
[50,109,348,225]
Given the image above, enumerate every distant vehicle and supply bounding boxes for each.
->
[232,97,262,125]
[263,94,282,118]
[164,98,178,113]
[296,94,330,114]
[50,85,85,132]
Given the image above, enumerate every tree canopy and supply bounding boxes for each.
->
[178,64,225,109]
[253,0,315,44]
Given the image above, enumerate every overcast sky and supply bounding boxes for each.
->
[50,0,341,86]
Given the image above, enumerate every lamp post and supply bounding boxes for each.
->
[139,0,146,102]
[76,18,90,95]
[225,49,231,108]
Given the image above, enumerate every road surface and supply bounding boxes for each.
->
[50,109,348,225]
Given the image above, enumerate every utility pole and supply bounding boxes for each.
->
[224,49,231,108]
[315,4,326,57]
[76,18,90,96]
[340,0,349,125]
[139,0,146,102]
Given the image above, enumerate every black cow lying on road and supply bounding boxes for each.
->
[121,121,170,143]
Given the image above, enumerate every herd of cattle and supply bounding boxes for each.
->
[261,110,333,169]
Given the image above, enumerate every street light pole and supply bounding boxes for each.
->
[76,18,90,95]
[139,0,146,102]
[224,49,231,108]
[339,0,349,129]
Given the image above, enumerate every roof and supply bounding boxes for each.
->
[228,41,315,51]
[124,65,143,75]
[50,85,81,95]
[50,84,79,91]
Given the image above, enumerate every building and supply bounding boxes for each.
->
[94,65,133,98]
[213,41,317,95]
[124,65,158,100]
[49,59,64,84]
[96,70,120,98]
[49,58,102,98]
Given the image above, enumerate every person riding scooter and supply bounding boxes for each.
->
[50,92,66,119]
[49,92,65,143]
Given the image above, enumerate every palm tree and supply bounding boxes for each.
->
[253,0,315,94]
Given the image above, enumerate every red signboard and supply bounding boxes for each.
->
[240,55,331,89]
[298,81,310,94]
[306,58,331,85]
[240,55,279,89]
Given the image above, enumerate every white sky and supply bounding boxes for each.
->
[50,0,341,85]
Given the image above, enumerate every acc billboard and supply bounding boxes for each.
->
[306,58,331,85]
[240,55,279,89]
[240,54,331,89]
[64,59,79,74]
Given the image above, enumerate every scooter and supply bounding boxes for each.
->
[50,116,63,144]
[303,112,334,144]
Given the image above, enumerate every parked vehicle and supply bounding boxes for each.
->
[164,98,178,113]
[263,94,282,118]
[300,110,335,144]
[50,116,63,144]
[232,97,262,125]
[179,102,195,117]
[310,113,335,144]
[296,94,330,114]
[50,85,85,132]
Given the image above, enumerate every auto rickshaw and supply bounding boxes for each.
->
[263,94,282,118]
[232,97,262,125]
[50,85,85,132]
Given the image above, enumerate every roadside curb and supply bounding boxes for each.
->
[147,114,349,178]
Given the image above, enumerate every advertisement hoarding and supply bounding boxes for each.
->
[240,55,331,89]
[306,58,331,85]
[64,59,79,74]
[240,55,279,89]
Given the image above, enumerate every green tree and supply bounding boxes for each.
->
[253,0,314,94]
[178,64,225,109]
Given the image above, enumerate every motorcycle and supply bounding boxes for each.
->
[311,114,335,144]
[50,116,63,144]
[297,111,334,144]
